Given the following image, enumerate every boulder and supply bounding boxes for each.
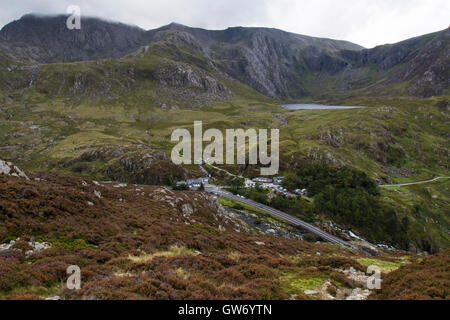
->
[0,159,29,180]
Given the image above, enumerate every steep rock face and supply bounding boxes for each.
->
[210,27,359,98]
[340,28,450,97]
[215,31,292,97]
[398,29,450,97]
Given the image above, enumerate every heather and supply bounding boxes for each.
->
[0,172,361,299]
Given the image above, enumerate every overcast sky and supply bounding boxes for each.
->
[1,0,448,48]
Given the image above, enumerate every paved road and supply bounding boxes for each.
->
[380,176,449,187]
[198,164,211,178]
[201,165,355,249]
[212,188,355,249]
[201,166,446,252]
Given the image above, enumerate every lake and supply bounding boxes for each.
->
[281,103,364,110]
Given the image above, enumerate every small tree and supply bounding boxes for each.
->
[229,177,245,188]
[174,183,188,191]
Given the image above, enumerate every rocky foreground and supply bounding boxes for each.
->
[0,162,447,300]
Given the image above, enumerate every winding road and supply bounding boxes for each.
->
[379,176,449,187]
[207,184,356,249]
[202,165,448,251]
[202,164,358,249]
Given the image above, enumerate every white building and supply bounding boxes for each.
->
[274,176,285,184]
[252,177,273,184]
[245,179,256,188]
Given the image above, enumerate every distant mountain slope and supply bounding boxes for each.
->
[143,23,365,98]
[340,28,450,97]
[0,14,146,62]
[0,13,448,98]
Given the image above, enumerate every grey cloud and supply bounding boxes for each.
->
[1,0,448,48]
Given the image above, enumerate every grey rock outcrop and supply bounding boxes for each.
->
[0,159,29,179]
[155,60,231,99]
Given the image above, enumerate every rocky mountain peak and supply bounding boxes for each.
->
[0,13,146,63]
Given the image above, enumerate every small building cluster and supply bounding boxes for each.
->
[252,177,273,184]
[176,178,209,190]
[272,185,295,197]
[247,176,303,198]
[245,179,256,188]
[294,189,308,196]
[273,176,285,184]
[251,176,285,184]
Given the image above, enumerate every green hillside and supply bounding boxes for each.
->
[0,17,448,252]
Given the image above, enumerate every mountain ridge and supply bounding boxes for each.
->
[0,13,448,98]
